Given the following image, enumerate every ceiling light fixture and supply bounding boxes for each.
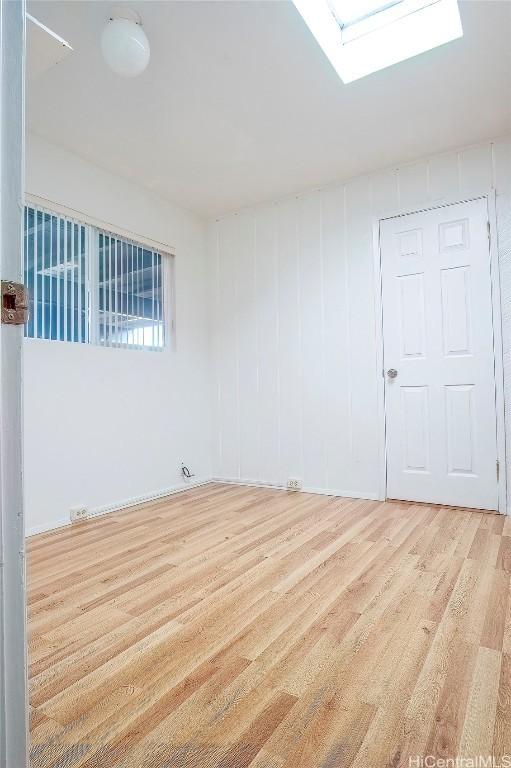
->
[292,0,463,83]
[101,10,150,78]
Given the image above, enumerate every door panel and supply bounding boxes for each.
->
[381,198,498,510]
[399,273,426,358]
[445,384,475,475]
[401,386,430,472]
[441,266,471,356]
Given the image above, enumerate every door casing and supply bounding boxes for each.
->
[373,191,507,513]
[0,0,28,765]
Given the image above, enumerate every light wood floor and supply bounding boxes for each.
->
[28,484,511,768]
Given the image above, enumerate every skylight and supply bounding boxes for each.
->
[292,0,463,83]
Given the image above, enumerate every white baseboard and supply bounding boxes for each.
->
[26,516,70,537]
[212,477,285,491]
[211,476,379,501]
[301,485,380,501]
[89,477,213,517]
[25,476,213,537]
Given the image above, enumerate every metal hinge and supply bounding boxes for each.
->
[1,280,28,325]
[497,460,500,481]
[487,220,491,244]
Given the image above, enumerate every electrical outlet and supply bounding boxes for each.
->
[70,506,89,522]
[287,478,302,491]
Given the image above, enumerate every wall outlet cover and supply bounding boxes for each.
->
[70,506,89,522]
[287,478,302,491]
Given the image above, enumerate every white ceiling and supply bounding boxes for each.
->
[27,0,511,218]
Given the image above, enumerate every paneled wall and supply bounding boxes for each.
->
[208,137,511,508]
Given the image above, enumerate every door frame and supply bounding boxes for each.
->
[0,0,29,765]
[372,190,508,513]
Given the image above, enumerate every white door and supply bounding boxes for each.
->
[380,198,499,511]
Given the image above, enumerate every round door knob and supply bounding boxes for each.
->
[387,368,398,379]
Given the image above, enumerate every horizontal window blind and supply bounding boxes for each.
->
[24,205,89,342]
[24,204,168,352]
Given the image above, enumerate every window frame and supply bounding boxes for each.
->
[328,0,404,31]
[24,195,175,353]
[333,0,439,45]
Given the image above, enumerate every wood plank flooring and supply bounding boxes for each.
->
[28,483,511,768]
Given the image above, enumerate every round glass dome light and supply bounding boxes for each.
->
[101,18,150,77]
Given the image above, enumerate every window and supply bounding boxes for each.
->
[292,0,463,83]
[24,204,168,351]
[97,231,165,349]
[24,206,89,343]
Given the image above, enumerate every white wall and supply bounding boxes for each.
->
[24,134,212,534]
[208,137,511,510]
